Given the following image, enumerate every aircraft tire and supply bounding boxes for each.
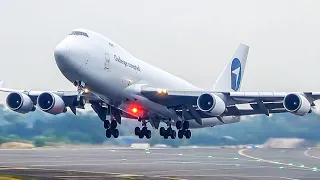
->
[146,130,151,139]
[183,121,189,129]
[105,129,112,138]
[176,121,182,129]
[178,130,184,139]
[160,127,165,136]
[134,127,140,136]
[139,131,144,139]
[170,130,176,139]
[142,126,147,134]
[112,129,119,138]
[185,130,191,139]
[111,120,117,129]
[167,127,173,136]
[163,132,169,139]
[103,120,110,129]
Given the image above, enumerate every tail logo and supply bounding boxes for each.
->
[231,58,242,91]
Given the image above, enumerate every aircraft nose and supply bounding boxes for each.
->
[54,36,88,82]
[54,40,70,64]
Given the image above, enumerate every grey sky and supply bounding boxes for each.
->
[0,0,320,103]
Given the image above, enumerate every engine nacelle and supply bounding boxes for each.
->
[37,92,66,115]
[283,93,311,116]
[6,92,35,113]
[197,93,226,116]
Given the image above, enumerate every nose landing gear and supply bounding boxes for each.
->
[73,80,86,106]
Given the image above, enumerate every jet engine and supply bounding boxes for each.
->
[283,93,311,116]
[37,92,66,115]
[6,92,35,113]
[197,93,226,116]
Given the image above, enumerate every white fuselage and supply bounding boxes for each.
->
[54,29,239,128]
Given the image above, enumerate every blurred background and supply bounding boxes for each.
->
[0,105,319,148]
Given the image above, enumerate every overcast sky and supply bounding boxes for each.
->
[0,0,319,103]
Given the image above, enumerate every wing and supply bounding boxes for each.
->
[0,80,103,114]
[139,86,320,118]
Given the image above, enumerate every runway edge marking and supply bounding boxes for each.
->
[238,149,316,172]
[304,150,320,160]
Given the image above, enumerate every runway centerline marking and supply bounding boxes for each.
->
[304,150,320,160]
[238,149,316,171]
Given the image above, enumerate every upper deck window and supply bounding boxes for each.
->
[69,31,89,38]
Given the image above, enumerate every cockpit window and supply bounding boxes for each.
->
[69,31,89,38]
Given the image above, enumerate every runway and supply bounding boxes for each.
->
[0,147,319,180]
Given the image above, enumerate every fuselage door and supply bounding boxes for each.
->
[104,53,111,71]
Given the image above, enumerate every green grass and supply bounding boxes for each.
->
[0,175,34,180]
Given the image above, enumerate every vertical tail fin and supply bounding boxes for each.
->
[212,43,249,92]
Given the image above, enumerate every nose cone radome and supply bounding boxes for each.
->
[54,40,70,68]
[54,38,82,82]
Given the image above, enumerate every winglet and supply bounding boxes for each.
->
[212,44,249,92]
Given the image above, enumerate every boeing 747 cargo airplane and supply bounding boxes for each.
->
[1,29,319,139]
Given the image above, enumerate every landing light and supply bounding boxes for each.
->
[132,107,138,114]
[84,88,90,93]
[157,88,168,95]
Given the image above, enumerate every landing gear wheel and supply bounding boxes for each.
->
[138,132,144,139]
[142,126,147,134]
[178,130,184,139]
[111,120,117,129]
[112,129,119,138]
[160,127,165,136]
[134,127,140,136]
[167,127,173,136]
[176,121,183,129]
[163,132,168,139]
[183,121,189,129]
[185,129,191,139]
[146,130,152,139]
[103,120,110,129]
[170,130,176,139]
[105,129,112,138]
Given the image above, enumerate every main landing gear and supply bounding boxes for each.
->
[160,126,177,139]
[134,119,152,139]
[104,120,119,138]
[135,126,152,139]
[103,107,121,139]
[166,121,191,139]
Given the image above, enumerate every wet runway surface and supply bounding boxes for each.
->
[0,147,319,180]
